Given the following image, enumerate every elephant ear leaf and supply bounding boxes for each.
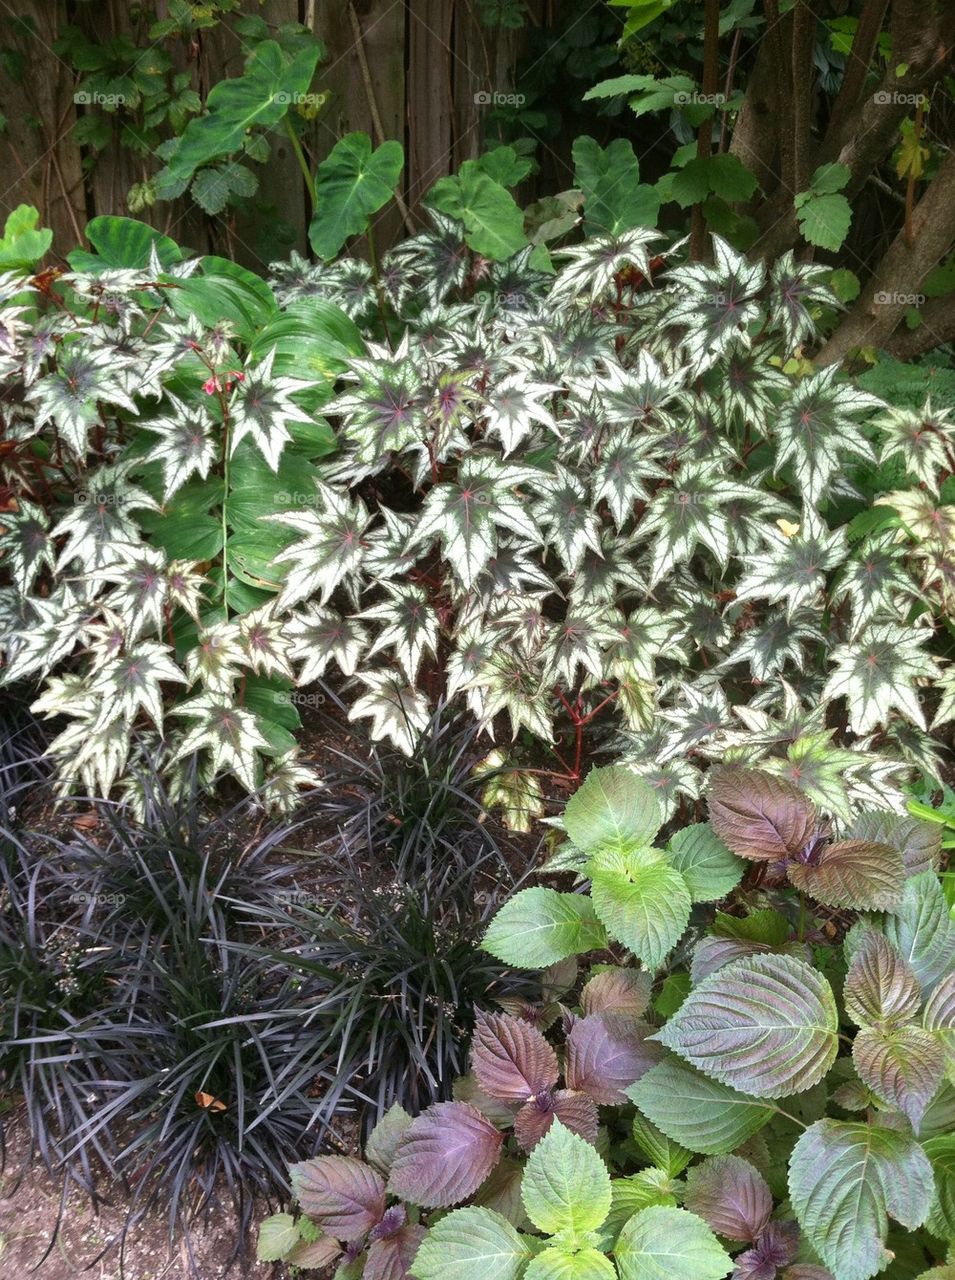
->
[167,40,320,181]
[707,767,817,862]
[789,1120,934,1280]
[309,132,405,260]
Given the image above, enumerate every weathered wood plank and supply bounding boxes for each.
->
[0,1,85,259]
[407,0,455,213]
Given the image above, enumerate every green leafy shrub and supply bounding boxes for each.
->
[2,215,953,805]
[224,227,955,813]
[261,764,955,1279]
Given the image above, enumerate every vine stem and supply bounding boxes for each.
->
[284,115,317,212]
[220,411,230,621]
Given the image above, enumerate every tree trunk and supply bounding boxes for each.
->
[885,296,955,360]
[728,36,779,195]
[817,149,955,364]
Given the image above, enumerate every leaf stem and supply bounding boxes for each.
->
[284,115,317,212]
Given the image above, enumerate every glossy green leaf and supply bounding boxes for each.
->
[427,161,528,260]
[167,40,320,181]
[309,132,405,260]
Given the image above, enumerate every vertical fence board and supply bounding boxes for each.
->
[452,0,491,172]
[407,0,455,212]
[0,1,85,258]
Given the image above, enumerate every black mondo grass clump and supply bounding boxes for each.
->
[0,732,535,1272]
[0,679,50,827]
[0,772,332,1272]
[314,697,519,884]
[242,846,527,1134]
[0,835,120,1200]
[253,700,539,1127]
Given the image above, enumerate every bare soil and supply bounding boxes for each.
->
[0,1113,267,1280]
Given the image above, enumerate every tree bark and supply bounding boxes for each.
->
[826,0,889,136]
[817,149,955,364]
[751,0,955,261]
[791,0,816,198]
[728,35,780,194]
[884,296,955,360]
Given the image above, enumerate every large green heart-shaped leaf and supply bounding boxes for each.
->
[68,215,183,272]
[656,953,838,1097]
[615,1206,732,1280]
[0,203,53,271]
[789,1120,934,1280]
[427,161,528,260]
[308,132,405,260]
[573,136,660,236]
[167,40,320,181]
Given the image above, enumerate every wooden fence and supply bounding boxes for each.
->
[0,0,548,270]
